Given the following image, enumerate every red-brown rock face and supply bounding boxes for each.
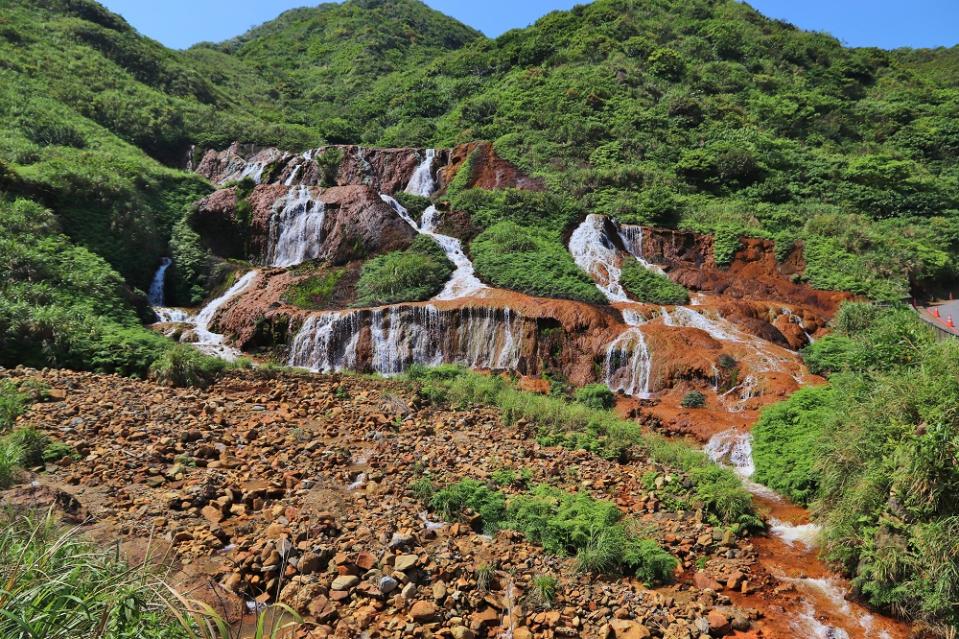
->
[438,141,545,191]
[193,184,417,266]
[635,227,849,314]
[195,143,435,193]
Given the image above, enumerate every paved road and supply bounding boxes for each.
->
[918,299,959,336]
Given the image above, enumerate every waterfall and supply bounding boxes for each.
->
[379,196,487,300]
[267,186,326,267]
[284,164,302,187]
[603,327,653,398]
[148,258,172,306]
[618,225,666,275]
[404,149,436,197]
[239,160,267,184]
[569,215,629,302]
[288,305,523,375]
[192,270,259,360]
[148,258,189,323]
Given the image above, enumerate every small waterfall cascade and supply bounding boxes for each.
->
[618,224,666,275]
[379,195,487,300]
[603,325,653,398]
[148,258,172,306]
[239,160,268,184]
[569,216,656,397]
[703,428,873,639]
[404,149,437,197]
[191,270,259,360]
[148,258,189,323]
[569,215,630,302]
[267,186,326,268]
[287,305,524,375]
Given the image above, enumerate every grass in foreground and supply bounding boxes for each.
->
[0,511,299,639]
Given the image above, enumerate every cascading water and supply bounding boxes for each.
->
[603,328,653,398]
[404,149,436,197]
[569,215,655,397]
[191,270,259,360]
[379,195,487,300]
[702,429,887,639]
[287,305,523,375]
[267,186,326,267]
[569,215,630,302]
[148,258,189,323]
[618,224,666,275]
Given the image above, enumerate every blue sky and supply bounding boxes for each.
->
[99,0,959,51]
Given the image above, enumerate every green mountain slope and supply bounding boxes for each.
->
[224,0,959,300]
[207,0,483,142]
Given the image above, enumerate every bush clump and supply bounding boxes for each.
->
[0,381,27,430]
[283,268,346,310]
[354,236,453,306]
[149,345,227,389]
[430,478,508,532]
[680,390,706,408]
[471,222,606,304]
[573,384,615,410]
[619,261,689,305]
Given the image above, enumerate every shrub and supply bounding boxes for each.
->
[6,427,49,468]
[0,438,21,489]
[529,574,558,608]
[680,391,706,408]
[394,192,431,224]
[619,262,689,305]
[752,385,838,504]
[43,440,79,463]
[149,345,226,389]
[283,268,346,309]
[430,479,507,532]
[354,236,453,306]
[573,384,615,410]
[470,222,606,304]
[0,381,26,431]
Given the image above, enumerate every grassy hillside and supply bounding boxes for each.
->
[0,0,321,291]
[210,0,483,143]
[752,303,959,632]
[224,0,959,301]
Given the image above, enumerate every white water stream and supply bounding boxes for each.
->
[379,194,487,301]
[147,259,258,361]
[287,304,523,375]
[704,429,891,639]
[267,186,326,267]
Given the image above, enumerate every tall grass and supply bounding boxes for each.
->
[404,365,760,528]
[0,511,299,639]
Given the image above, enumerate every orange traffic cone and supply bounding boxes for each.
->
[948,315,954,328]
[933,307,940,318]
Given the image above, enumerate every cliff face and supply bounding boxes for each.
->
[176,140,846,437]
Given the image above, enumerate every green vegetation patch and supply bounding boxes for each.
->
[620,261,689,305]
[284,268,346,310]
[404,365,759,529]
[754,303,959,628]
[428,478,677,584]
[354,235,453,306]
[470,222,606,304]
[0,197,173,376]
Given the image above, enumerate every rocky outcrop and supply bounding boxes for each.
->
[438,141,545,192]
[195,141,543,194]
[634,227,849,314]
[193,184,417,266]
